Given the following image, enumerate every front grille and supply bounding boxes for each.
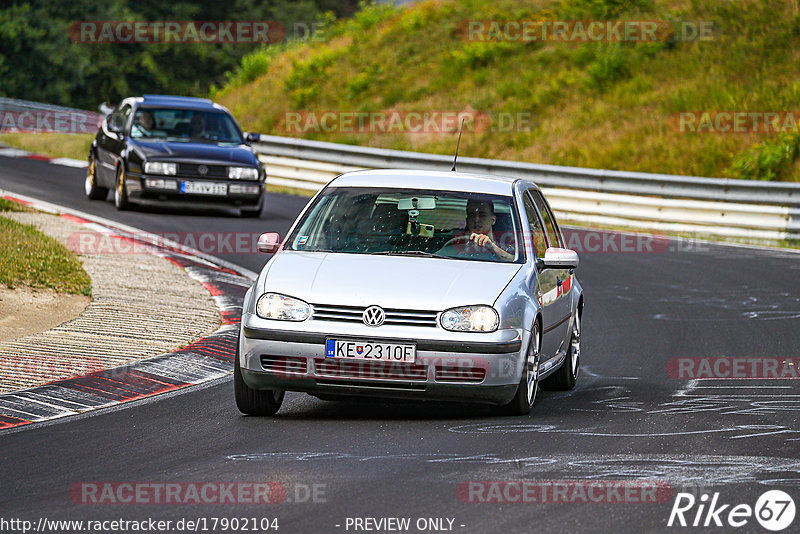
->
[315,359,427,381]
[434,364,486,383]
[177,163,228,178]
[312,304,439,328]
[260,355,307,376]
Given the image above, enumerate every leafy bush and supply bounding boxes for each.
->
[586,44,631,91]
[728,133,800,180]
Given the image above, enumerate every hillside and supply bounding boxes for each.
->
[215,0,800,181]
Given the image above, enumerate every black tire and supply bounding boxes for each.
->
[234,333,284,416]
[114,165,131,210]
[500,322,541,416]
[84,155,108,200]
[541,312,580,391]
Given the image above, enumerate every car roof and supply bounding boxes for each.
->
[329,169,536,196]
[137,94,221,111]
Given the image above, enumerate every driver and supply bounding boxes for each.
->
[439,199,514,261]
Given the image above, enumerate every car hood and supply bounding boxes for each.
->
[261,252,522,310]
[131,140,257,165]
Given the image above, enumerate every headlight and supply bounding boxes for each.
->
[256,293,310,321]
[144,162,176,175]
[228,166,259,180]
[440,305,498,332]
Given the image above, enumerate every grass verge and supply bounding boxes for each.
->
[0,132,93,161]
[0,199,92,295]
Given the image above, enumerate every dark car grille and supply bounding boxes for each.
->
[177,163,228,178]
[312,304,439,328]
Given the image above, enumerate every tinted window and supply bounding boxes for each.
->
[130,108,243,144]
[109,104,131,131]
[522,192,547,258]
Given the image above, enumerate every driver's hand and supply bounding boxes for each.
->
[469,233,492,248]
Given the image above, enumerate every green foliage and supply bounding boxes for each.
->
[0,0,358,109]
[729,133,800,180]
[586,44,631,91]
[215,0,800,181]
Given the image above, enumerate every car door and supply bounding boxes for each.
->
[96,103,131,187]
[529,189,572,355]
[521,190,560,361]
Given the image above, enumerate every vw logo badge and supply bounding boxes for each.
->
[362,305,385,327]
[198,164,208,176]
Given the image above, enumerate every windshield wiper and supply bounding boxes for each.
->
[372,250,451,259]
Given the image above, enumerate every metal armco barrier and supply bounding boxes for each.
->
[254,135,800,241]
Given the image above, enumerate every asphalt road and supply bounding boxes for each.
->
[1,156,799,534]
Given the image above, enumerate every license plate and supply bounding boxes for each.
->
[180,181,227,195]
[326,339,416,363]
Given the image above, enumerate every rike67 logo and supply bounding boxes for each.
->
[668,490,795,531]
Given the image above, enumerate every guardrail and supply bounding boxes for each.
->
[254,135,800,242]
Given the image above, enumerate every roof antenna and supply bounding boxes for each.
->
[451,118,465,172]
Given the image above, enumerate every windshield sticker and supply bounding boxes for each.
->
[296,235,308,246]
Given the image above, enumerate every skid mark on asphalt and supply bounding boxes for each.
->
[225,452,800,486]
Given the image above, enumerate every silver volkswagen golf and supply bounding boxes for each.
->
[235,169,583,416]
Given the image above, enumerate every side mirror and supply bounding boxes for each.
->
[541,247,579,269]
[107,121,122,134]
[257,232,282,254]
[245,132,260,144]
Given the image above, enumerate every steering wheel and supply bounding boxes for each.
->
[438,234,493,258]
[440,234,472,249]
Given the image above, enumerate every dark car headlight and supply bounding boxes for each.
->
[440,305,499,332]
[228,166,259,180]
[144,162,177,175]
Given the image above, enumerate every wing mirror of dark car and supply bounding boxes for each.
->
[257,232,282,254]
[107,121,123,134]
[540,247,579,270]
[245,132,261,144]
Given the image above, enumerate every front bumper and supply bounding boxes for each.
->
[239,318,530,406]
[124,172,263,210]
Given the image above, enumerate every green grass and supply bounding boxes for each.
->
[0,201,92,295]
[0,132,93,162]
[0,198,31,212]
[215,0,800,181]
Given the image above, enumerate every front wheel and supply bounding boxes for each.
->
[114,166,131,210]
[84,155,108,200]
[541,312,580,391]
[234,334,284,416]
[500,322,540,415]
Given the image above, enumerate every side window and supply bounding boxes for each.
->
[530,190,562,248]
[110,104,132,131]
[522,192,547,258]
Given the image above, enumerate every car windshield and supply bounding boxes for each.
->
[286,187,523,263]
[130,108,243,144]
